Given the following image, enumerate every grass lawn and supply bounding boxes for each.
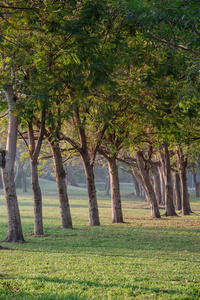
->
[0,179,200,299]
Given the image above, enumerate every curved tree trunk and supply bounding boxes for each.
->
[1,85,25,243]
[151,164,161,205]
[51,145,73,229]
[71,105,100,226]
[176,144,191,215]
[173,171,182,211]
[81,152,100,226]
[136,151,161,218]
[107,157,123,223]
[159,142,177,216]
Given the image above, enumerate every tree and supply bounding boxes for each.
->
[136,150,161,218]
[1,86,25,242]
[159,142,177,216]
[125,0,200,59]
[27,114,45,235]
[176,143,192,215]
[173,170,181,210]
[98,128,126,223]
[150,163,162,205]
[14,151,28,193]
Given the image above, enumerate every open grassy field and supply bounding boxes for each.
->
[0,179,200,299]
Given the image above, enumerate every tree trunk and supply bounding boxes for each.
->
[196,182,200,197]
[81,152,100,226]
[173,171,182,210]
[159,142,177,216]
[1,85,25,243]
[104,168,110,196]
[51,145,72,229]
[107,157,123,223]
[14,156,28,192]
[0,173,3,189]
[176,144,191,215]
[158,166,165,205]
[191,167,200,197]
[30,158,43,235]
[140,186,146,200]
[21,168,28,193]
[131,171,140,197]
[14,164,21,188]
[151,164,161,205]
[71,105,100,226]
[28,120,44,235]
[136,151,161,218]
[132,167,148,201]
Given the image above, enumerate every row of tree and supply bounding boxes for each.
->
[0,0,200,243]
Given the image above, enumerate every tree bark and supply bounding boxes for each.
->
[30,158,43,235]
[107,157,123,223]
[1,85,25,243]
[73,105,100,226]
[151,164,161,205]
[14,163,21,188]
[51,144,73,229]
[0,173,3,189]
[158,166,165,205]
[173,171,182,210]
[159,142,177,216]
[21,168,28,193]
[131,171,140,197]
[14,155,28,192]
[28,120,44,235]
[136,151,161,218]
[104,168,110,196]
[81,152,100,226]
[191,167,200,197]
[176,144,191,215]
[132,167,148,200]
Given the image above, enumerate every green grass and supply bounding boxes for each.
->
[0,179,200,299]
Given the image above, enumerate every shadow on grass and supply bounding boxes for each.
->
[2,275,199,299]
[6,226,199,257]
[0,289,84,300]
